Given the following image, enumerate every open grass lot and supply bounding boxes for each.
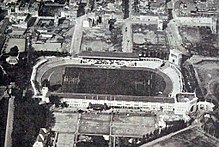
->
[4,38,26,53]
[61,66,167,96]
[112,114,156,137]
[143,126,219,147]
[131,24,169,59]
[81,23,123,52]
[132,24,169,52]
[192,59,219,102]
[79,113,111,135]
[179,26,219,56]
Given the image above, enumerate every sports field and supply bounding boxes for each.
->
[52,112,156,146]
[61,66,169,96]
[78,113,156,137]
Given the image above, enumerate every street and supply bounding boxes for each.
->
[4,96,15,147]
[70,15,86,56]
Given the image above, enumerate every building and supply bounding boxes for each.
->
[169,49,183,66]
[174,93,198,115]
[33,128,49,147]
[6,56,19,65]
[58,92,199,116]
[59,94,175,112]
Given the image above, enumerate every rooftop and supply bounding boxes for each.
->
[32,42,62,52]
[176,93,196,102]
[39,2,64,16]
[141,126,219,147]
[78,51,139,60]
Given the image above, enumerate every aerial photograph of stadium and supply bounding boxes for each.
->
[0,0,219,147]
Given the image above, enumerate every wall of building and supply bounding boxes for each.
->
[174,98,198,115]
[139,15,159,23]
[169,49,183,66]
[60,94,200,115]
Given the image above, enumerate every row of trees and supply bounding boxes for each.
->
[0,98,9,147]
[137,120,187,146]
[201,109,219,139]
[118,120,187,147]
[0,46,58,146]
[121,0,129,19]
[12,90,55,147]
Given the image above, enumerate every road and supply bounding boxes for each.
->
[70,16,86,56]
[166,20,187,53]
[122,19,133,53]
[121,0,133,53]
[4,96,15,147]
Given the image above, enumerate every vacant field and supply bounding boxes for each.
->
[61,66,167,96]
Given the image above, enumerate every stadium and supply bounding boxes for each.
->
[31,56,199,115]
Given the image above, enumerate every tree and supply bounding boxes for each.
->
[49,95,61,107]
[42,79,50,88]
[9,46,19,56]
